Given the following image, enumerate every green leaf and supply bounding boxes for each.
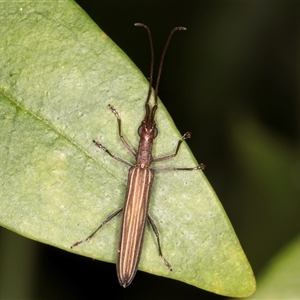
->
[0,1,255,297]
[248,235,300,299]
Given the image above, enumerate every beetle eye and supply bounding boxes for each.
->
[138,125,143,136]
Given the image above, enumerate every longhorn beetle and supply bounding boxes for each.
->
[71,23,205,288]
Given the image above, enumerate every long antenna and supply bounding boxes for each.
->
[134,23,187,106]
[134,23,154,106]
[155,26,186,104]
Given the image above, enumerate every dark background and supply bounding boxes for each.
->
[1,1,300,299]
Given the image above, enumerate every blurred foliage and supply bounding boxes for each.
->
[248,234,300,299]
[0,1,299,299]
